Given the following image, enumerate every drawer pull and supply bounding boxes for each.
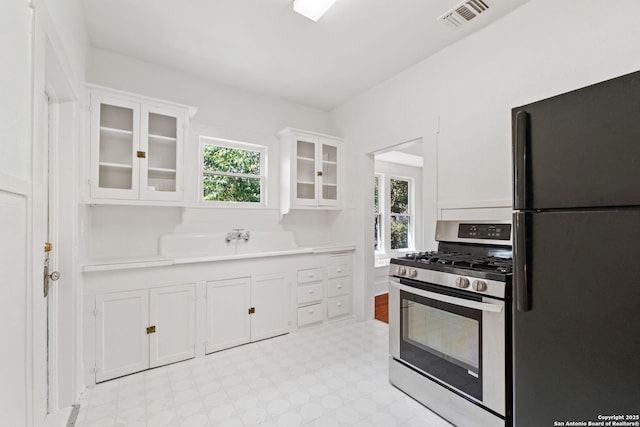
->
[337,268,342,273]
[308,273,314,278]
[337,284,342,289]
[337,302,342,307]
[308,289,314,294]
[308,309,315,314]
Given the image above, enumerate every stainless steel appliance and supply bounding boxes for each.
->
[512,70,640,426]
[389,220,513,427]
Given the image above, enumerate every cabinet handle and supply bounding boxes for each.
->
[337,284,342,289]
[317,171,323,176]
[136,151,146,159]
[337,302,342,307]
[337,268,342,273]
[308,289,314,294]
[308,309,314,314]
[308,273,314,278]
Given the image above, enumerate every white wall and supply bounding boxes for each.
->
[331,0,640,320]
[85,49,344,260]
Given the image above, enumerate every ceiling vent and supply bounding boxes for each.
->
[438,0,490,28]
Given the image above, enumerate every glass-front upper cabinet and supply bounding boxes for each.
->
[89,88,194,203]
[278,128,342,215]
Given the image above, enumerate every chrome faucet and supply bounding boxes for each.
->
[225,229,250,242]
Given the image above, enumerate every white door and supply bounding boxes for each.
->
[251,273,290,341]
[149,284,195,367]
[205,278,251,353]
[95,290,149,382]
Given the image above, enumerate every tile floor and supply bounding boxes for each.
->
[76,319,453,427]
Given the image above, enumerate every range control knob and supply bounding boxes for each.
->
[455,277,470,289]
[472,280,488,292]
[408,269,418,278]
[396,266,407,276]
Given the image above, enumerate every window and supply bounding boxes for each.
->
[374,175,382,251]
[390,178,411,250]
[200,137,266,205]
[373,174,414,253]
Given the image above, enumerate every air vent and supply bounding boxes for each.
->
[438,0,490,28]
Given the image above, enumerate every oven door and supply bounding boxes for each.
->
[389,277,506,416]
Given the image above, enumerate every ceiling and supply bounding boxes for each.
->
[80,0,530,111]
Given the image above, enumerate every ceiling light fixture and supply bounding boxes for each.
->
[293,0,338,22]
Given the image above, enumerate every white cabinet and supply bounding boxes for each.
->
[295,253,353,328]
[89,88,194,203]
[205,273,289,353]
[278,128,342,215]
[94,284,195,382]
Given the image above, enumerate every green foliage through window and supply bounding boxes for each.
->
[202,143,263,203]
[390,179,410,249]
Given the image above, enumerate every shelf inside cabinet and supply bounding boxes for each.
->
[148,167,177,174]
[99,162,133,170]
[148,134,177,143]
[322,160,337,165]
[100,126,134,139]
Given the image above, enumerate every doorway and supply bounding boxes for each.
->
[371,138,424,323]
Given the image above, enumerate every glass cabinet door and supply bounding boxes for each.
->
[91,95,140,200]
[140,106,183,201]
[320,142,338,204]
[295,138,317,202]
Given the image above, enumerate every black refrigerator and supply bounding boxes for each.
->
[511,70,640,426]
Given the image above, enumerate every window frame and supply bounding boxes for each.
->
[374,173,385,254]
[199,136,267,208]
[388,175,414,252]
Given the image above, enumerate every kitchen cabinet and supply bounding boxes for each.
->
[205,273,289,353]
[278,128,342,215]
[88,87,195,203]
[94,283,195,382]
[296,253,352,327]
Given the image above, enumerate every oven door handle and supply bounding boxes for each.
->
[389,279,504,313]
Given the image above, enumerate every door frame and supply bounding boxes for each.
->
[31,0,82,423]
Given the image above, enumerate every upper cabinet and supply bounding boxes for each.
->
[278,128,343,215]
[88,87,196,203]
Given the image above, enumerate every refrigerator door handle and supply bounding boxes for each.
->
[514,110,530,210]
[514,211,531,311]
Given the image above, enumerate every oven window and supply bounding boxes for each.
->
[400,289,483,400]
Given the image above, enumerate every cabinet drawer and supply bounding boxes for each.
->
[298,303,324,326]
[298,267,323,284]
[327,264,350,279]
[327,295,350,319]
[327,277,351,298]
[297,283,323,305]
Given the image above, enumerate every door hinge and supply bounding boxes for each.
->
[146,325,156,334]
[137,151,146,159]
[248,307,256,315]
[44,242,52,252]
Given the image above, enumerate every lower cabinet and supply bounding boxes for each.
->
[205,273,289,354]
[94,284,195,383]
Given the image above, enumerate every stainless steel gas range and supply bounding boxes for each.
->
[388,220,513,427]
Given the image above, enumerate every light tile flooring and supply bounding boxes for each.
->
[76,319,453,427]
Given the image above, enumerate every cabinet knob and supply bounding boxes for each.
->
[308,309,314,314]
[337,302,342,307]
[136,151,146,159]
[337,284,342,289]
[308,289,314,294]
[337,268,342,273]
[308,273,314,278]
[317,171,323,176]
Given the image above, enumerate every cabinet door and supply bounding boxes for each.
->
[251,273,289,341]
[293,134,320,206]
[149,284,195,368]
[139,105,184,201]
[90,94,140,200]
[319,139,339,206]
[205,278,251,353]
[95,290,149,382]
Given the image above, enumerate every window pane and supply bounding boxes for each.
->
[203,175,261,202]
[374,214,381,251]
[203,145,260,175]
[391,215,410,249]
[374,176,379,213]
[390,179,409,214]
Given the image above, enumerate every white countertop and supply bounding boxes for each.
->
[83,244,355,272]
